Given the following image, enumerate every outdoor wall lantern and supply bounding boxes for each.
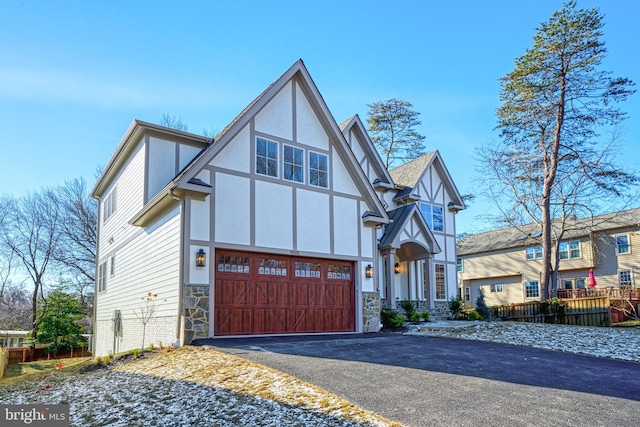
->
[365,264,373,278]
[394,263,400,274]
[196,249,206,268]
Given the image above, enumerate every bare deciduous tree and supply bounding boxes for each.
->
[0,191,61,360]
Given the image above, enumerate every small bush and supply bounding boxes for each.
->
[400,301,416,320]
[420,310,431,322]
[467,310,482,321]
[132,348,140,359]
[102,355,111,366]
[381,309,407,329]
[448,296,465,320]
[95,356,102,365]
[410,312,421,324]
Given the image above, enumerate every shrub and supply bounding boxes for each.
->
[410,312,421,324]
[95,356,102,365]
[420,310,431,322]
[102,355,111,366]
[381,309,407,329]
[475,289,490,320]
[400,301,416,320]
[448,296,465,320]
[467,310,482,321]
[132,348,140,359]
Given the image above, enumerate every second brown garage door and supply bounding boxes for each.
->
[214,249,355,336]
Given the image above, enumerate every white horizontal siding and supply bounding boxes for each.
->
[95,206,181,356]
[99,142,145,252]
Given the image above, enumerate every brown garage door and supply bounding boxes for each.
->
[214,250,355,336]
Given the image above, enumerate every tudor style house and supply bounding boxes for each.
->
[457,208,640,307]
[91,60,465,356]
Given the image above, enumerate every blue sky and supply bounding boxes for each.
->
[1,0,638,235]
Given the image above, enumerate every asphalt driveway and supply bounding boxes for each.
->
[196,333,640,426]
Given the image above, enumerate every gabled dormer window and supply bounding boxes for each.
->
[256,138,278,177]
[420,203,443,232]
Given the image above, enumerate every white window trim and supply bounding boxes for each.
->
[526,245,543,261]
[420,203,444,232]
[490,284,503,293]
[457,257,463,273]
[618,269,633,287]
[256,137,279,178]
[283,144,305,183]
[616,234,631,255]
[559,240,581,260]
[308,150,329,188]
[524,280,540,299]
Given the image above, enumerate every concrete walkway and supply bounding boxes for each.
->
[197,333,640,426]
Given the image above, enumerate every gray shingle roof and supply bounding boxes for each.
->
[388,152,436,188]
[457,208,640,256]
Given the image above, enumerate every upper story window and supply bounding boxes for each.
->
[256,138,278,177]
[420,203,444,232]
[559,241,581,260]
[283,145,304,183]
[616,235,630,255]
[309,152,328,188]
[103,187,117,223]
[526,245,543,260]
[457,257,463,272]
[490,284,503,293]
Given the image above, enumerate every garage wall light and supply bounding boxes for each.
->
[394,263,400,274]
[365,264,373,279]
[196,249,206,268]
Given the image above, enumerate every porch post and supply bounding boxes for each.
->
[387,249,397,309]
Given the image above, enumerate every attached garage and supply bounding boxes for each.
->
[214,250,356,336]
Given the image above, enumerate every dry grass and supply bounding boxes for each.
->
[0,346,401,426]
[114,346,401,426]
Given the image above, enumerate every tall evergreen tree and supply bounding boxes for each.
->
[367,98,426,168]
[479,1,636,298]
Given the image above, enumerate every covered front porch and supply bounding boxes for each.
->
[377,205,441,311]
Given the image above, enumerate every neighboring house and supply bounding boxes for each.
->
[457,209,640,307]
[0,331,28,349]
[91,60,465,356]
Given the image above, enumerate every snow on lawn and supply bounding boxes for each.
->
[0,346,398,427]
[412,321,640,362]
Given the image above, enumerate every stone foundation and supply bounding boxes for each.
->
[183,285,210,344]
[362,292,381,332]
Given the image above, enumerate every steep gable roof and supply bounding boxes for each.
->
[91,120,210,199]
[338,115,394,190]
[458,208,640,256]
[172,59,388,223]
[389,151,466,211]
[379,205,441,256]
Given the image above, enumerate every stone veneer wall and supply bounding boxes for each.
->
[362,292,381,332]
[183,285,209,344]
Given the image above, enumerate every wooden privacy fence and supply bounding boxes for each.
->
[491,297,611,327]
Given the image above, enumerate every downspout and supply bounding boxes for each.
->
[168,187,185,347]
